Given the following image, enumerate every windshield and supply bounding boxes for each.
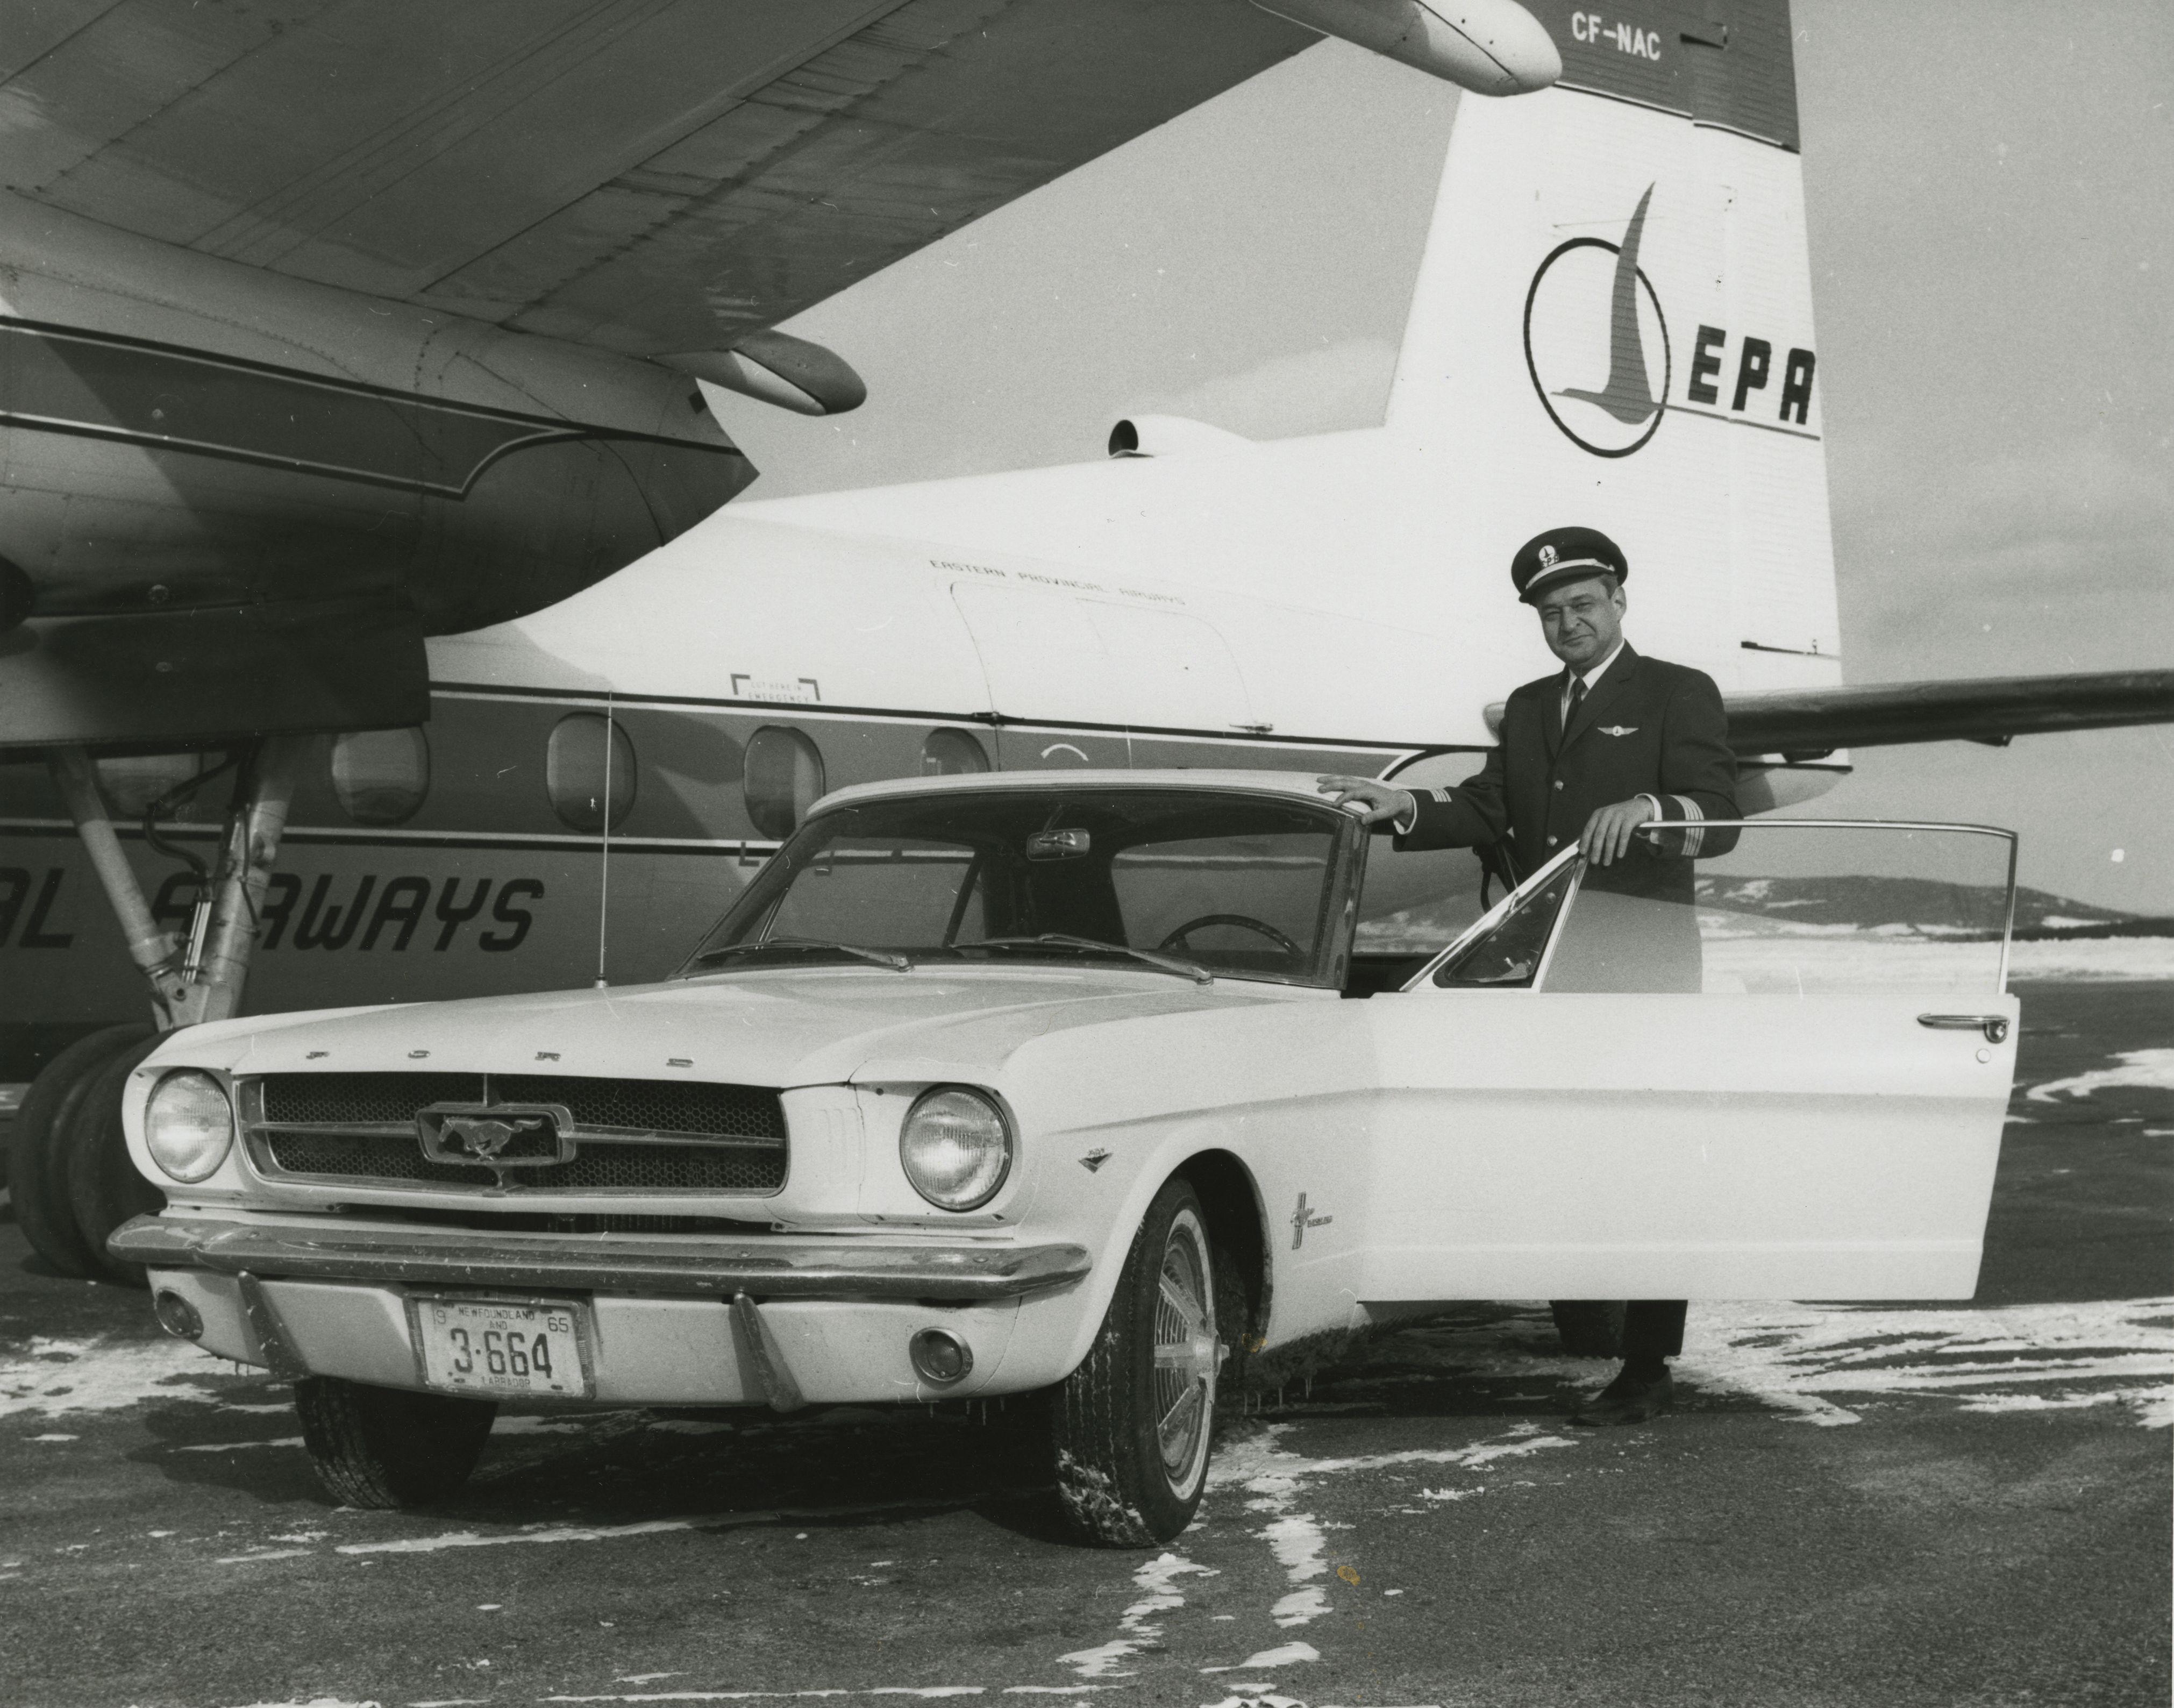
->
[679,787,1355,986]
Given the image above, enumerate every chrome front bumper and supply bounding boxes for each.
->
[110,1214,1092,1302]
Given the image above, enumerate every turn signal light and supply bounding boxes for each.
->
[908,1328,973,1385]
[153,1290,204,1341]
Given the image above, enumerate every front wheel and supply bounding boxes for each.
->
[1052,1177,1221,1547]
[294,1377,496,1508]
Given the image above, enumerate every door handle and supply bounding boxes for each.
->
[1918,1013,2010,1044]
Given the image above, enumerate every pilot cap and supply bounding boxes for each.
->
[1511,526,1629,604]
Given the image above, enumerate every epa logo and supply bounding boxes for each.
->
[1522,184,1670,458]
[1523,182,1819,457]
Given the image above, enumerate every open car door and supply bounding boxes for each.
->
[1356,820,2019,1303]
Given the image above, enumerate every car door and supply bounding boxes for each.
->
[1355,819,2020,1303]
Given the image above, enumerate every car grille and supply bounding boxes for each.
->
[258,1073,783,1140]
[243,1071,788,1196]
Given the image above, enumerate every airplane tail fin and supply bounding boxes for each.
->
[1385,0,1840,696]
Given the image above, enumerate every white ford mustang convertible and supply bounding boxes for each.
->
[112,771,2021,1544]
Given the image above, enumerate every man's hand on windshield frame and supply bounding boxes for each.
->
[1316,775,1414,825]
[1580,798,1659,866]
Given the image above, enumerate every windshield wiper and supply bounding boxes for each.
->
[695,936,911,971]
[952,934,1211,984]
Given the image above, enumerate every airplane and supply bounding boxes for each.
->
[3,0,2170,1284]
[0,0,1558,1266]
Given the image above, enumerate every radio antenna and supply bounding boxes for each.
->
[594,695,614,988]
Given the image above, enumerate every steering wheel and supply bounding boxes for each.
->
[1157,913,1302,959]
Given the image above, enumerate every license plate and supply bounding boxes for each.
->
[410,1297,593,1399]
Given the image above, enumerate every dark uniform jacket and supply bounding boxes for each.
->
[1394,644,1738,904]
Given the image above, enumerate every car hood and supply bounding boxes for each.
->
[172,965,1303,1088]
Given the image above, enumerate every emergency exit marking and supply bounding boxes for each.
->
[730,674,821,704]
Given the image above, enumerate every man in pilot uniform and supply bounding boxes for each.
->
[1318,525,1737,1426]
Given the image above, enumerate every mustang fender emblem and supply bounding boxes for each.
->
[1291,1192,1333,1250]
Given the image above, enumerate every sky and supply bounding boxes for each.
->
[703,1,2174,914]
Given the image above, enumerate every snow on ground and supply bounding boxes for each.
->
[1684,1297,2174,1427]
[0,1334,242,1419]
[1204,1419,1583,1633]
[1362,1299,2174,1432]
[2027,1048,2174,1103]
[1695,933,2174,991]
[2007,937,2174,980]
[1056,1550,1218,1678]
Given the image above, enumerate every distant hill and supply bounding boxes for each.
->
[1359,871,2172,956]
[1697,876,2172,940]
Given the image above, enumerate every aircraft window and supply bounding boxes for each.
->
[331,728,431,827]
[921,728,990,775]
[744,725,825,840]
[547,713,637,834]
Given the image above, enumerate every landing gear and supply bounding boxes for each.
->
[8,1023,154,1278]
[13,737,305,1283]
[63,1032,170,1284]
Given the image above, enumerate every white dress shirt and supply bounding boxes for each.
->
[1560,637,1628,723]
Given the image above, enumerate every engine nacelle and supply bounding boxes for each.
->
[1251,0,1561,96]
[665,331,867,417]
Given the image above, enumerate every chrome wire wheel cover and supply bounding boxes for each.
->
[1151,1207,1217,1494]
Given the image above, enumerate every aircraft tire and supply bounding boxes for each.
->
[65,1032,169,1287]
[6,1024,152,1279]
[293,1377,497,1508]
[1550,1300,1627,1358]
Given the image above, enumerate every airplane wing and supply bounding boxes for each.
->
[3,0,1314,361]
[1725,670,2174,759]
[0,0,1325,750]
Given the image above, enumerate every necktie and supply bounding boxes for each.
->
[1567,675,1586,722]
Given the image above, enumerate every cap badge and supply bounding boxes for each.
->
[1538,544,1558,567]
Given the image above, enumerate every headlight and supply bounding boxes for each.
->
[144,1070,234,1183]
[898,1086,1012,1211]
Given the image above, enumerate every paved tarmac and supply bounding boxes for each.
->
[3,980,2168,1708]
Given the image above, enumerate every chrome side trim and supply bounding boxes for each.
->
[113,1215,1090,1303]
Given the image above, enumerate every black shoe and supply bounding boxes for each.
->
[1570,1365,1672,1427]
